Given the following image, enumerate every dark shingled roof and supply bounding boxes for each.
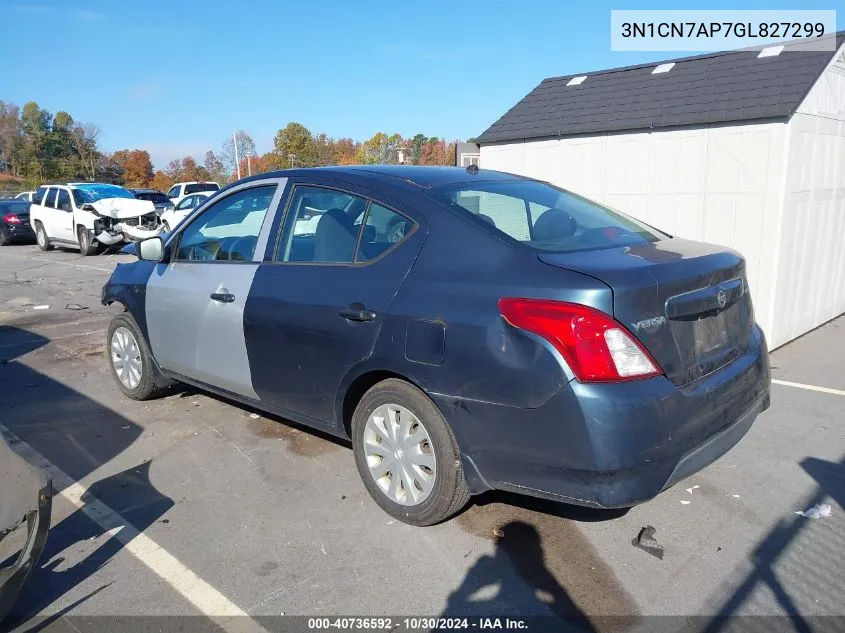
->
[477,32,845,144]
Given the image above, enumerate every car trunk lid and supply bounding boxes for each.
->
[538,238,754,386]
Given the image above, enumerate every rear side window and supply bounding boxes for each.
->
[355,203,414,262]
[167,186,179,198]
[45,188,58,209]
[185,183,219,194]
[426,180,666,253]
[278,186,368,264]
[34,186,48,205]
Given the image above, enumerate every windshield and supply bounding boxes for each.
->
[426,179,666,253]
[72,184,134,206]
[185,183,219,194]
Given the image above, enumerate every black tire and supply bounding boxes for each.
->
[351,378,470,526]
[77,226,98,256]
[35,222,52,251]
[107,313,163,401]
[0,228,9,246]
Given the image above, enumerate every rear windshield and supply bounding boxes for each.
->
[185,183,219,194]
[137,192,170,204]
[426,179,666,253]
[72,184,134,205]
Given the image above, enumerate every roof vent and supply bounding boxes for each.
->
[758,45,784,58]
[652,62,675,74]
[566,75,587,86]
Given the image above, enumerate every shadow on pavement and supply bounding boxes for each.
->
[0,326,171,628]
[705,455,845,630]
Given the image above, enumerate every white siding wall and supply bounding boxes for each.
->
[775,50,845,346]
[481,123,788,344]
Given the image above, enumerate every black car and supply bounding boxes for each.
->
[131,189,174,215]
[0,200,35,245]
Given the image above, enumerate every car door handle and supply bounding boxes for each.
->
[339,303,376,322]
[210,292,235,303]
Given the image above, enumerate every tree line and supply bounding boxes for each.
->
[0,100,461,192]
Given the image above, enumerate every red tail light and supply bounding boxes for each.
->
[498,298,662,382]
[3,214,21,224]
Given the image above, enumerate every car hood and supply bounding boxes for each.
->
[88,198,156,219]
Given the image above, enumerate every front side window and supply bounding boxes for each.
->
[175,196,195,211]
[56,189,72,211]
[167,186,179,198]
[278,186,368,263]
[426,180,666,253]
[34,186,48,205]
[174,185,275,262]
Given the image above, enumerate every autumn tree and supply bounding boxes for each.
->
[273,122,317,167]
[356,132,404,164]
[333,138,359,165]
[204,150,227,183]
[150,170,171,193]
[112,149,154,187]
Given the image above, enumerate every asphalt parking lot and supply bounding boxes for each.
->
[1,243,843,632]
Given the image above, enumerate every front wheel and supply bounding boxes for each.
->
[107,313,163,401]
[78,226,99,256]
[351,378,470,526]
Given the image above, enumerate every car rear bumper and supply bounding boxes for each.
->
[437,325,771,508]
[1,224,36,242]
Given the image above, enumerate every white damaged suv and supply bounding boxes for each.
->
[30,183,164,255]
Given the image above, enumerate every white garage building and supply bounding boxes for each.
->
[477,33,845,349]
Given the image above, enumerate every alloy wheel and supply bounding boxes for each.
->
[111,326,142,389]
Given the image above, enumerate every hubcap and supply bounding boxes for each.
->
[363,404,436,506]
[37,228,45,247]
[111,326,142,389]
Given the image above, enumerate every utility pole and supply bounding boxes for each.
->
[247,155,252,177]
[233,131,241,180]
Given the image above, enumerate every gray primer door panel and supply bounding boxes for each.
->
[146,262,259,398]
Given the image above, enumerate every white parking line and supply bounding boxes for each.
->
[772,379,845,397]
[1,251,116,273]
[0,422,271,633]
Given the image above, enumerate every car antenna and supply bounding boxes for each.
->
[466,164,479,175]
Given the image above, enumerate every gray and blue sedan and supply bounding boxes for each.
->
[101,166,770,526]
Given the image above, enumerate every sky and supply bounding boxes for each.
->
[3,0,842,169]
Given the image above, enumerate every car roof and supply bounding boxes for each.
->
[235,165,528,191]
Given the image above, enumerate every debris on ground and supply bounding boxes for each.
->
[65,303,88,311]
[632,525,664,560]
[680,500,691,505]
[492,527,504,538]
[248,413,260,419]
[686,485,700,494]
[795,503,832,518]
[732,494,741,498]
[32,305,49,310]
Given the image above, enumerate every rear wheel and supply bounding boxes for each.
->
[35,222,52,251]
[351,378,469,526]
[107,313,163,401]
[77,226,98,256]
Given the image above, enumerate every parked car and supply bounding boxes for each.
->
[159,193,209,232]
[166,181,219,206]
[131,188,174,216]
[102,166,771,526]
[14,191,36,202]
[30,182,163,255]
[0,433,51,625]
[0,199,35,245]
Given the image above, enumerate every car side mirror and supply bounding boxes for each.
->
[81,203,95,211]
[138,237,165,262]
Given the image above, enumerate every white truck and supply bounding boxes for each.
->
[166,181,220,206]
[30,182,164,255]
